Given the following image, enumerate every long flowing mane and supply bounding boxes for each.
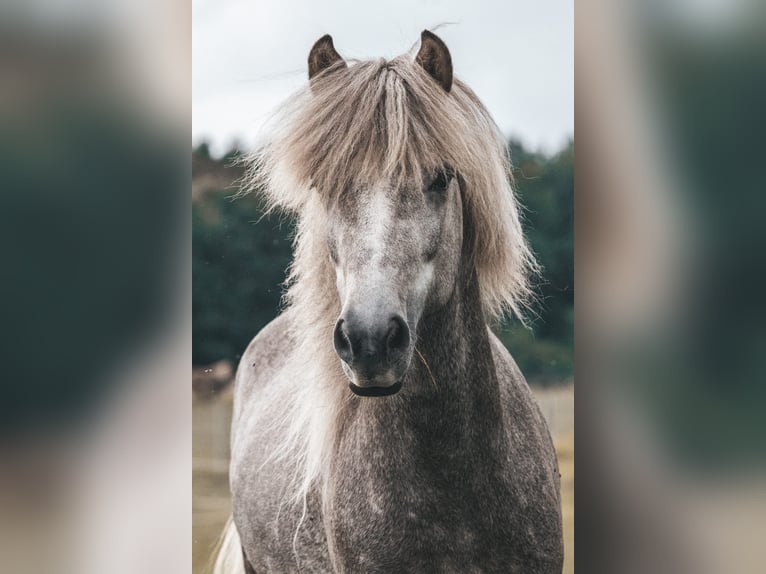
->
[241,50,537,513]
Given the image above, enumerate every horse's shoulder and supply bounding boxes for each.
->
[487,328,556,454]
[488,329,563,565]
[240,312,293,370]
[487,329,525,383]
[487,329,536,407]
[232,313,293,415]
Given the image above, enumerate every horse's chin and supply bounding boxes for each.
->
[348,380,402,397]
[340,361,405,397]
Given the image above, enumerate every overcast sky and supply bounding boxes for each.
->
[193,0,573,157]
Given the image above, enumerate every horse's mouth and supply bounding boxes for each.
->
[348,381,402,397]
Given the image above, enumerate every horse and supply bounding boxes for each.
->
[214,30,563,573]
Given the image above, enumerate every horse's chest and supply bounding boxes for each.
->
[328,496,482,572]
[324,422,562,572]
[326,462,535,572]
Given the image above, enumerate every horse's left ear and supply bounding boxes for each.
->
[416,30,453,92]
[308,34,347,80]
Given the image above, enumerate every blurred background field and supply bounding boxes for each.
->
[192,385,573,574]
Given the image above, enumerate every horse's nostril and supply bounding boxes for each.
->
[333,319,353,364]
[386,315,410,356]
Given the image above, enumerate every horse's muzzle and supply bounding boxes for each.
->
[333,313,411,394]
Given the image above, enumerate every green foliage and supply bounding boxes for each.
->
[192,139,574,384]
[193,141,211,159]
[496,139,574,383]
[192,191,294,365]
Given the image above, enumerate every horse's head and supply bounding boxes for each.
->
[306,32,459,397]
[251,32,535,398]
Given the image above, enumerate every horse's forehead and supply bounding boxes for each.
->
[335,180,421,222]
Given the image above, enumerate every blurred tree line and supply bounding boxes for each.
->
[193,138,573,385]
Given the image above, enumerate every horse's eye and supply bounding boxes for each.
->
[427,167,453,193]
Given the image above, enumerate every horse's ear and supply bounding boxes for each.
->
[415,30,453,92]
[308,34,347,80]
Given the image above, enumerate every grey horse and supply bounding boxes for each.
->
[214,30,563,574]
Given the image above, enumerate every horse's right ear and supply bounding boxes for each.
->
[416,30,453,92]
[308,34,347,80]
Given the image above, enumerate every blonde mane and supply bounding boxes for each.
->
[241,51,537,515]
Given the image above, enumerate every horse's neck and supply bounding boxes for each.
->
[407,267,504,431]
[419,269,494,387]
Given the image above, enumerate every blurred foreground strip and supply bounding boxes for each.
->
[578,0,766,572]
[0,3,189,574]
